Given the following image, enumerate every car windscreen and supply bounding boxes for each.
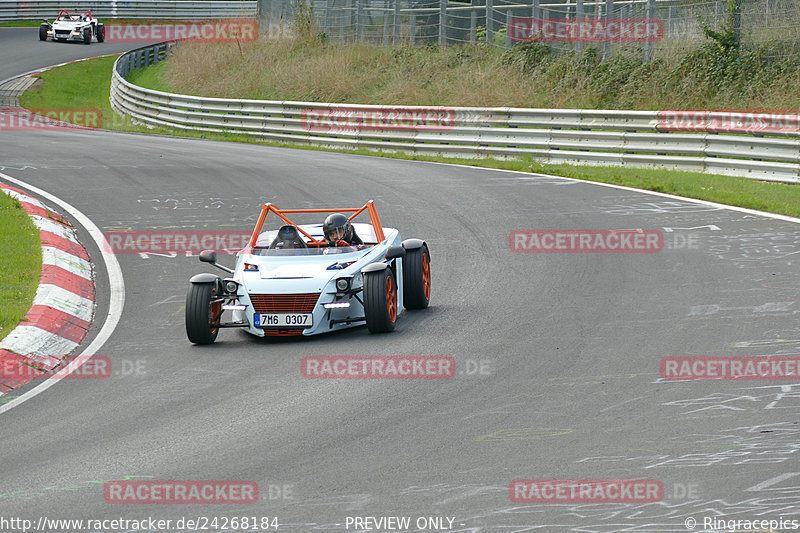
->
[250,245,373,257]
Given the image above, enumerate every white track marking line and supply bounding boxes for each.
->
[416,160,800,225]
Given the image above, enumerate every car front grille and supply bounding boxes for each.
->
[249,293,320,314]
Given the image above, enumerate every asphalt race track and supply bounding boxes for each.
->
[1,27,799,533]
[0,28,157,83]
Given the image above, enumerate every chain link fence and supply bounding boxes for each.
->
[257,0,799,57]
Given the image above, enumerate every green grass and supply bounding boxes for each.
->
[22,55,118,109]
[126,60,167,89]
[20,55,158,135]
[0,193,42,343]
[0,21,45,27]
[22,55,120,110]
[19,54,800,219]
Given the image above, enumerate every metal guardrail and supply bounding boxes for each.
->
[0,0,256,21]
[110,43,800,183]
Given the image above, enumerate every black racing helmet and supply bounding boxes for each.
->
[323,213,353,243]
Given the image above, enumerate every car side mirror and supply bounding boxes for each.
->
[199,250,217,264]
[199,249,233,274]
[385,246,406,260]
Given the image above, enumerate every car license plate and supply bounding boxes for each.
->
[254,313,313,328]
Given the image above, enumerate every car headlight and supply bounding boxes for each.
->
[336,278,350,291]
[225,281,238,293]
[323,302,351,309]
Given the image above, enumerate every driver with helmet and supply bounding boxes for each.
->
[323,213,364,247]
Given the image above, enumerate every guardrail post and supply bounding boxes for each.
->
[384,0,391,44]
[644,0,655,61]
[324,0,333,35]
[667,4,672,35]
[439,0,446,45]
[356,0,364,40]
[485,0,493,45]
[531,0,539,20]
[603,0,612,59]
[344,0,352,38]
[393,0,400,45]
[339,0,346,41]
[505,9,511,48]
[470,0,477,42]
[410,11,415,43]
[575,0,584,53]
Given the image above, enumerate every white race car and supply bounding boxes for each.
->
[40,10,105,44]
[185,201,431,344]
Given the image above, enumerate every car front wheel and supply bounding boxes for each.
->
[83,27,91,44]
[363,268,397,333]
[402,244,430,309]
[39,24,48,41]
[186,282,221,344]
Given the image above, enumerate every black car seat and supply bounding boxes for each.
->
[269,225,309,249]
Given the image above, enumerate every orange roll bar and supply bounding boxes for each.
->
[247,201,386,248]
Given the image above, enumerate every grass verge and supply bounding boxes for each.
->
[19,54,800,219]
[0,193,42,343]
[19,55,162,135]
[0,21,45,27]
[130,37,800,110]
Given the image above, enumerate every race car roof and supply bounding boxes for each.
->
[248,201,386,247]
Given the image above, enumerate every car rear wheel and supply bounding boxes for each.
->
[186,282,221,344]
[83,27,91,44]
[402,245,430,309]
[363,268,397,333]
[39,24,48,41]
[96,23,104,42]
